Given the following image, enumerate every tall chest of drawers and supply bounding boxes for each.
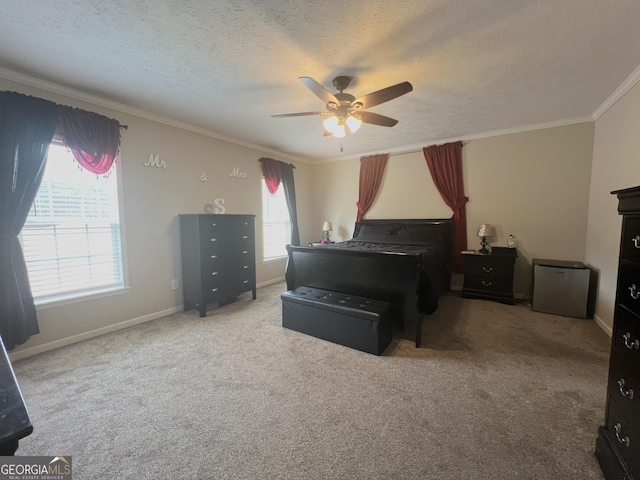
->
[596,186,640,480]
[179,214,256,317]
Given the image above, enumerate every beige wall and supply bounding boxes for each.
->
[2,73,607,357]
[313,123,595,296]
[2,78,315,358]
[586,81,640,332]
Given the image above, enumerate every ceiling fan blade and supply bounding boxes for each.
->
[352,81,413,109]
[299,77,340,105]
[271,111,329,118]
[357,111,399,127]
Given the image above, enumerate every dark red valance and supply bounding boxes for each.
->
[259,157,281,194]
[57,106,121,175]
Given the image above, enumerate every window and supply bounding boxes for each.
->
[19,142,125,302]
[262,179,291,260]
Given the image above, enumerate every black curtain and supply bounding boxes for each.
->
[279,162,300,246]
[0,92,58,350]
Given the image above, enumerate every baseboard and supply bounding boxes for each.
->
[9,305,183,361]
[257,276,285,288]
[593,313,613,337]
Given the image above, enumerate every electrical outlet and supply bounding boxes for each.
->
[171,279,180,291]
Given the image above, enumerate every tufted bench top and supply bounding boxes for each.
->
[281,287,390,322]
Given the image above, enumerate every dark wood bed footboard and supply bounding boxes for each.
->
[285,245,424,346]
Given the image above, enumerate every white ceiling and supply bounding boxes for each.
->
[2,0,640,163]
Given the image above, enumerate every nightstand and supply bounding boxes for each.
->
[461,247,517,304]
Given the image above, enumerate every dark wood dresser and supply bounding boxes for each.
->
[179,214,256,317]
[0,337,32,455]
[596,186,640,480]
[461,247,517,305]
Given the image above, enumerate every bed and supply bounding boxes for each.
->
[284,218,453,347]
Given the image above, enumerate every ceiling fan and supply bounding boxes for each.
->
[271,76,413,138]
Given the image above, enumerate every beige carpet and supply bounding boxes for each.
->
[12,282,609,479]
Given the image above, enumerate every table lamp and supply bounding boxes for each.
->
[477,224,494,254]
[322,221,333,243]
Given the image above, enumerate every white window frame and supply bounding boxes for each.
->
[20,139,130,309]
[261,178,292,262]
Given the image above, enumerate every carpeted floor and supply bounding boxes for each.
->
[12,282,610,479]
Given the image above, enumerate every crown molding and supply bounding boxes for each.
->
[319,115,595,163]
[592,64,640,120]
[0,67,308,164]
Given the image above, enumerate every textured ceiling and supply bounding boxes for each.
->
[2,0,640,162]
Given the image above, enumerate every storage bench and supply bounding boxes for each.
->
[281,286,392,355]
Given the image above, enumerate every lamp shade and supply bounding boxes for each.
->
[477,224,493,237]
[322,221,333,232]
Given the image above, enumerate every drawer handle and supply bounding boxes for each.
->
[482,266,493,273]
[242,235,249,239]
[243,280,249,284]
[618,378,635,399]
[633,235,640,248]
[245,222,248,225]
[211,272,218,276]
[211,288,218,292]
[481,280,492,287]
[211,255,217,259]
[629,284,640,300]
[210,238,217,242]
[243,265,248,269]
[623,332,640,350]
[614,423,630,447]
[243,250,249,254]
[212,223,216,226]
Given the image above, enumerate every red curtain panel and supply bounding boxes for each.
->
[423,141,468,273]
[356,154,389,222]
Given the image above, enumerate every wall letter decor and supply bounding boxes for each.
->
[230,167,247,179]
[204,198,226,214]
[143,153,167,168]
[214,198,226,214]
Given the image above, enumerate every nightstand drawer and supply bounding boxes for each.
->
[464,275,513,295]
[464,258,513,278]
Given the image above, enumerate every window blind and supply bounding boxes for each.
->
[19,143,124,300]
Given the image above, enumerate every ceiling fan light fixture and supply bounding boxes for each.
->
[323,115,339,133]
[346,116,362,133]
[332,124,346,138]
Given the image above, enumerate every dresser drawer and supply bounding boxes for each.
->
[613,307,640,366]
[621,217,640,265]
[606,403,640,476]
[608,353,640,428]
[618,261,640,317]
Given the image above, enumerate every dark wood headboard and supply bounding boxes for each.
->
[353,218,453,255]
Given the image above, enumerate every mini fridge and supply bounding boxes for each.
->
[531,259,596,318]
